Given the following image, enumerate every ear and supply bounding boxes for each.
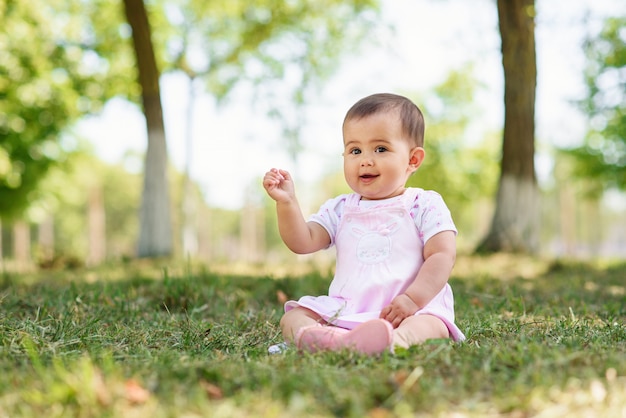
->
[408,147,425,172]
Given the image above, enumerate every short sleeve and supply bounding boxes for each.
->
[410,190,457,244]
[308,194,349,247]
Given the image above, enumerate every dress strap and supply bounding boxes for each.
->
[344,193,361,208]
[402,188,420,209]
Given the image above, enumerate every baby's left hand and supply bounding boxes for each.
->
[379,294,419,328]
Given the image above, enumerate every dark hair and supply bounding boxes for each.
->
[343,93,425,147]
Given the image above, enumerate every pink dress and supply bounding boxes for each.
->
[284,188,465,342]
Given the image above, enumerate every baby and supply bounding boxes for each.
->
[263,93,465,354]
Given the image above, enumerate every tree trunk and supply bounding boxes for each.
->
[123,0,172,258]
[559,182,575,256]
[477,0,539,253]
[240,201,260,263]
[181,76,198,257]
[38,214,55,262]
[87,184,106,266]
[13,221,30,271]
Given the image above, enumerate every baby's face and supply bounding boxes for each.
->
[342,112,422,200]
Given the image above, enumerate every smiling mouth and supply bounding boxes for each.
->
[360,174,378,181]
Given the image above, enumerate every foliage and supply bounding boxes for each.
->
[0,0,135,218]
[568,16,626,190]
[1,0,381,259]
[406,67,499,244]
[163,0,378,93]
[0,256,624,416]
[160,0,380,160]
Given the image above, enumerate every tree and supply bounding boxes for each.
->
[123,0,173,257]
[477,0,539,253]
[0,0,128,219]
[3,0,379,259]
[568,16,626,190]
[155,0,379,257]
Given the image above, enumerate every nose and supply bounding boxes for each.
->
[360,155,374,166]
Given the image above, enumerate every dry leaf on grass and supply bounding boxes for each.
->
[276,290,288,304]
[201,380,224,400]
[124,379,151,404]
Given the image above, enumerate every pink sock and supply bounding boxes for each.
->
[296,319,393,355]
[339,319,394,354]
[295,325,349,353]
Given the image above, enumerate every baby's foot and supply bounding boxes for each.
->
[296,319,393,355]
[340,319,394,354]
[295,325,349,353]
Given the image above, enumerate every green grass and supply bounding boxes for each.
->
[1,255,624,417]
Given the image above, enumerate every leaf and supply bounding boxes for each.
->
[200,380,223,400]
[124,379,150,404]
[276,290,288,304]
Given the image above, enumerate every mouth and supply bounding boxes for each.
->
[359,173,379,183]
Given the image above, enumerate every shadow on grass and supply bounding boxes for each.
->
[452,258,625,318]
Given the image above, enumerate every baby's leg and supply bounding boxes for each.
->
[393,314,450,349]
[280,307,324,343]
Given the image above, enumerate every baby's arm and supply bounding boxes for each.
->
[263,168,331,254]
[379,230,456,328]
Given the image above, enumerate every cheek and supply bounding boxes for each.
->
[342,162,350,178]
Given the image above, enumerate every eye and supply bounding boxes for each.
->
[374,146,388,153]
[349,148,361,155]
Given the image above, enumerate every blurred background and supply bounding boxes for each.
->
[0,0,624,271]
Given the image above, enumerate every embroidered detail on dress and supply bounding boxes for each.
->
[351,222,400,264]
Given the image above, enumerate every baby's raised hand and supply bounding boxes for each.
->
[262,168,294,202]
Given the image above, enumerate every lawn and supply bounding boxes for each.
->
[1,255,624,417]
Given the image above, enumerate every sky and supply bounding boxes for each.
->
[76,0,623,210]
